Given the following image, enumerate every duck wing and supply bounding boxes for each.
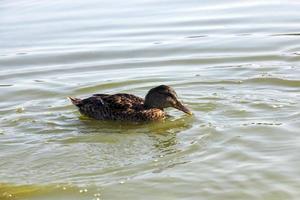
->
[75,93,145,120]
[92,93,144,110]
[70,93,164,121]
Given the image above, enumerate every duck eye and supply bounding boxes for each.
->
[167,93,177,99]
[158,90,176,99]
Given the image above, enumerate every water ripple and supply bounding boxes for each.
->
[1,0,300,199]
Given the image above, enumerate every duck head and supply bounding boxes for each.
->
[144,85,192,115]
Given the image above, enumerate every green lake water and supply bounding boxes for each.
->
[1,0,300,199]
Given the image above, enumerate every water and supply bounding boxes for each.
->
[1,0,300,199]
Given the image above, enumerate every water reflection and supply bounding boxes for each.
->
[50,115,194,154]
[0,183,99,200]
[72,113,194,135]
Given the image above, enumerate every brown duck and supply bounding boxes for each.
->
[69,85,192,121]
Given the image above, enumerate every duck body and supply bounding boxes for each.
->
[70,93,165,121]
[69,85,191,122]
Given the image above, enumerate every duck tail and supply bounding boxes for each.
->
[68,97,82,106]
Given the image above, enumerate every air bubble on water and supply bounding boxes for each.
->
[3,192,13,198]
[16,107,25,113]
[272,105,283,108]
[79,188,88,193]
[94,193,101,197]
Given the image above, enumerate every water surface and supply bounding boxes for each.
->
[1,0,300,199]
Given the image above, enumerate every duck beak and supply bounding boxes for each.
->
[173,101,193,115]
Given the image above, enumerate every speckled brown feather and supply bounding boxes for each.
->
[72,93,165,121]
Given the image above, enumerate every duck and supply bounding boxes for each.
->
[68,85,192,122]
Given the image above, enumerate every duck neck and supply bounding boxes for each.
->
[144,92,164,110]
[144,102,154,109]
[144,101,163,111]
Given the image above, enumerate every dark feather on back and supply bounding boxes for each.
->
[76,93,165,121]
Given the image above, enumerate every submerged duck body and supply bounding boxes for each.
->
[69,85,192,122]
